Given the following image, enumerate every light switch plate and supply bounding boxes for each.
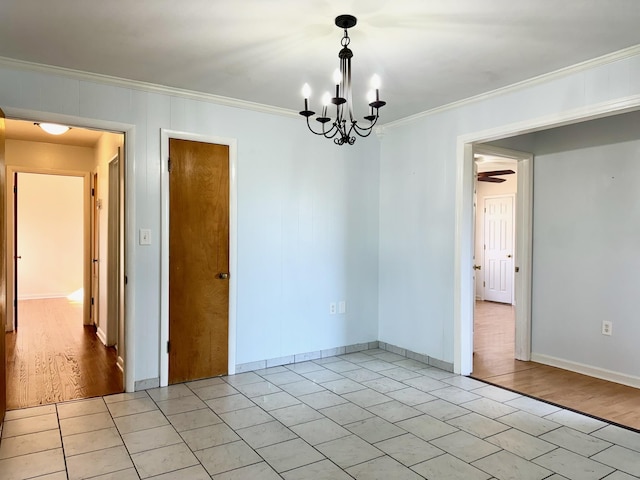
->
[139,228,151,245]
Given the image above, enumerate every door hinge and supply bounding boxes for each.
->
[166,341,170,353]
[13,185,17,194]
[91,187,95,196]
[483,281,486,287]
[125,275,128,285]
[91,297,94,306]
[168,158,172,173]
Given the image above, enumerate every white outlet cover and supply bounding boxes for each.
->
[139,228,151,245]
[338,301,346,314]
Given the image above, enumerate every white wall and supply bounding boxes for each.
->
[7,139,94,170]
[2,47,640,386]
[0,64,381,386]
[17,173,83,299]
[379,50,640,367]
[492,110,640,379]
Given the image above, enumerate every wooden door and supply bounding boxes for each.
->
[168,139,229,384]
[483,195,514,304]
[0,108,6,423]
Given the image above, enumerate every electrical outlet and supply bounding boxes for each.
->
[338,301,346,314]
[602,320,612,336]
[329,302,337,315]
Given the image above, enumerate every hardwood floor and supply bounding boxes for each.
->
[472,300,640,430]
[5,298,123,410]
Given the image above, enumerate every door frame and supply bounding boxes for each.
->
[481,193,516,305]
[7,167,92,328]
[454,95,640,375]
[1,107,135,393]
[160,129,238,387]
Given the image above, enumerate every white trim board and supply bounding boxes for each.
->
[159,129,238,387]
[0,56,296,120]
[383,45,640,130]
[3,44,640,129]
[532,353,640,390]
[2,106,137,394]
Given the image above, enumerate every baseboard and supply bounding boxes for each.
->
[96,327,108,346]
[135,377,159,391]
[235,340,455,374]
[379,341,455,372]
[531,353,640,389]
[235,342,379,373]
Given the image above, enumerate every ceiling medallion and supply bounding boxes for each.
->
[299,14,386,145]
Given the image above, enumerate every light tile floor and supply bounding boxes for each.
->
[2,348,640,479]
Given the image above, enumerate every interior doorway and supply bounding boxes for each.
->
[4,119,125,409]
[470,145,533,378]
[474,154,517,306]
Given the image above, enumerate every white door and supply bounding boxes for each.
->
[483,195,514,303]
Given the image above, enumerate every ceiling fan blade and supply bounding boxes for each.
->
[478,176,506,183]
[477,169,515,177]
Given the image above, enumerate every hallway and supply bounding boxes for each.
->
[5,298,123,410]
[472,300,640,430]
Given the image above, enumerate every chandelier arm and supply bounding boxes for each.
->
[350,116,379,135]
[304,116,340,138]
[346,121,375,140]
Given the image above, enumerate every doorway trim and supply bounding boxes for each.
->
[474,145,532,364]
[454,94,640,375]
[1,107,135,392]
[160,129,238,387]
[7,167,92,329]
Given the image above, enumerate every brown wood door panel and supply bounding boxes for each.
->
[169,139,229,384]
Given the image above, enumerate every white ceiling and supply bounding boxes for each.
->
[1,0,640,123]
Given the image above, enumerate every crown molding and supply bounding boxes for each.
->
[0,56,299,119]
[382,44,640,130]
[3,44,640,128]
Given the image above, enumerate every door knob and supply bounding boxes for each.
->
[218,273,230,280]
[473,265,481,270]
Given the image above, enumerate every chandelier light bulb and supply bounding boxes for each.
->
[370,74,381,89]
[367,89,376,103]
[302,83,311,99]
[333,69,342,85]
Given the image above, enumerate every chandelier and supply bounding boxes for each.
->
[299,14,386,146]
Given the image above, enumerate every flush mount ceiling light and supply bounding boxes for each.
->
[299,14,386,146]
[35,122,70,135]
